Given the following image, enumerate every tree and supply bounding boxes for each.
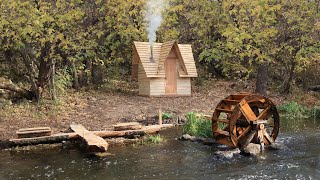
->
[0,0,89,100]
[274,0,319,93]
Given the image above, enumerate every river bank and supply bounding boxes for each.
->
[0,80,319,140]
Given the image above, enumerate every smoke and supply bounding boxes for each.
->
[144,0,168,46]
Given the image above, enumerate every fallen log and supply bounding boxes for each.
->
[113,122,142,131]
[8,125,163,147]
[309,85,320,92]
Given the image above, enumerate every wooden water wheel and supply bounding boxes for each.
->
[212,93,280,148]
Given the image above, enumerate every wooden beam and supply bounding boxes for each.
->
[70,124,109,152]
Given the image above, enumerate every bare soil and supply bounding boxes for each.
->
[0,80,316,140]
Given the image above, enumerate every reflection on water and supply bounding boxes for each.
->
[0,119,319,179]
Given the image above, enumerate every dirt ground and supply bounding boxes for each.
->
[0,80,313,140]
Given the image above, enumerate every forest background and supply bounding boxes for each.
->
[0,0,319,104]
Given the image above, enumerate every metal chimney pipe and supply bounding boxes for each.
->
[150,45,155,63]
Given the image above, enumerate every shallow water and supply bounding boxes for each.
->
[0,118,319,180]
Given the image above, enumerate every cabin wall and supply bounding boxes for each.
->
[149,78,166,96]
[131,49,140,81]
[138,63,150,96]
[148,77,191,96]
[177,77,191,96]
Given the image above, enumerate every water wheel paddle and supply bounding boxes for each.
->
[212,93,280,148]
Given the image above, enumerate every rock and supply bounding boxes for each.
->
[242,143,261,155]
[215,148,240,159]
[179,134,196,141]
[269,142,287,150]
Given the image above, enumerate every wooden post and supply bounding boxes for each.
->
[159,109,162,125]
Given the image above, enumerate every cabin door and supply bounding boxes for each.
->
[165,58,177,95]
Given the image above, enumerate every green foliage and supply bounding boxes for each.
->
[144,134,163,144]
[278,101,308,119]
[309,107,320,119]
[0,0,319,101]
[162,112,173,120]
[55,68,73,95]
[183,112,212,138]
[278,102,320,119]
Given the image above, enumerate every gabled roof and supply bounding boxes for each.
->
[133,41,198,78]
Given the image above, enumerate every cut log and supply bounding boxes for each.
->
[113,122,142,131]
[70,124,109,152]
[16,127,52,138]
[8,125,163,147]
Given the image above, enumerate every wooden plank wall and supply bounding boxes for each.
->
[138,63,150,96]
[150,78,166,96]
[131,48,140,80]
[177,77,191,96]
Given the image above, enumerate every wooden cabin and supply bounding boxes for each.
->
[131,40,198,96]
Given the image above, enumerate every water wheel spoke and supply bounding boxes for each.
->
[238,130,255,148]
[263,129,274,144]
[239,100,258,121]
[257,106,272,120]
[236,126,252,141]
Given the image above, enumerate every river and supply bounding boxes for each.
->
[0,118,319,179]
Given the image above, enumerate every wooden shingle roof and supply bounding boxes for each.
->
[133,41,198,78]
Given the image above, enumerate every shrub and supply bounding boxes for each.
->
[144,134,163,144]
[183,112,212,138]
[162,112,173,120]
[278,101,320,119]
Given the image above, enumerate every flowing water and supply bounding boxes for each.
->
[0,118,319,180]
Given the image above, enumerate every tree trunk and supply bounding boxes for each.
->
[92,62,104,85]
[35,42,53,101]
[50,62,57,100]
[255,62,268,96]
[72,62,79,89]
[282,61,296,94]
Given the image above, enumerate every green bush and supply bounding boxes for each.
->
[278,101,320,119]
[183,112,212,138]
[55,68,73,95]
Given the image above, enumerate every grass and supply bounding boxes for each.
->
[278,101,320,119]
[162,112,173,120]
[144,134,163,144]
[182,112,212,138]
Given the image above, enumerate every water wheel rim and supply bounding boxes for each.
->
[229,94,280,147]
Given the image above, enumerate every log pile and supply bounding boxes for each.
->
[9,124,164,148]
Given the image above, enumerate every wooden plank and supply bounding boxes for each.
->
[239,100,257,121]
[16,127,52,138]
[222,99,241,105]
[215,108,233,113]
[113,122,142,131]
[231,94,250,100]
[214,130,230,137]
[70,124,109,152]
[165,58,177,94]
